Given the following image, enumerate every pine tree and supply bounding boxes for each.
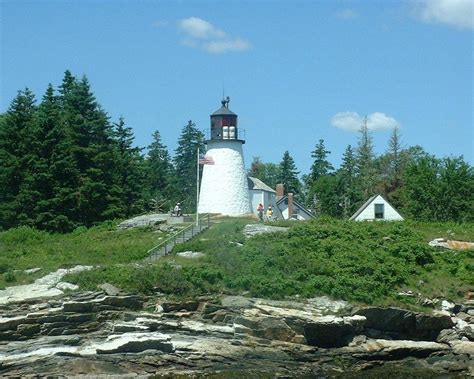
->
[277,150,300,194]
[387,126,403,184]
[113,116,146,217]
[59,73,121,226]
[0,88,37,229]
[173,120,205,212]
[309,139,334,182]
[28,84,78,231]
[356,117,377,197]
[337,144,361,217]
[145,130,175,212]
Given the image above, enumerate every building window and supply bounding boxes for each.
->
[374,203,384,219]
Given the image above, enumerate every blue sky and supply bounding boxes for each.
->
[1,0,472,174]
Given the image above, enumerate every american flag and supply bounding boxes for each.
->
[199,154,214,165]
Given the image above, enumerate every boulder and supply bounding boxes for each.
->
[176,251,205,259]
[304,315,366,348]
[161,300,199,312]
[450,340,474,357]
[234,316,297,342]
[98,283,122,296]
[354,307,453,341]
[349,339,450,360]
[242,224,289,238]
[221,296,254,309]
[101,295,143,310]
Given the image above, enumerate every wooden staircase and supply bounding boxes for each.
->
[147,214,211,261]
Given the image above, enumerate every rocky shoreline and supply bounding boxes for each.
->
[0,288,473,378]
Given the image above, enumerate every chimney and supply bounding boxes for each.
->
[288,192,294,219]
[276,184,284,200]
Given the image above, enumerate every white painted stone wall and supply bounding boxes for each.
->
[354,195,404,221]
[198,140,252,216]
[249,190,276,216]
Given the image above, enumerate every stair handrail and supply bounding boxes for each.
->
[147,214,210,258]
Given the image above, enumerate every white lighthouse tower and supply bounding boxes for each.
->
[198,97,252,216]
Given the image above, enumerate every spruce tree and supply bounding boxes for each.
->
[173,120,205,212]
[0,89,37,229]
[145,130,175,212]
[113,116,146,217]
[29,84,78,231]
[277,150,300,194]
[337,144,361,217]
[59,73,121,226]
[309,139,334,182]
[356,117,377,197]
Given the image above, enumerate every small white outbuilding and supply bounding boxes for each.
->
[350,194,404,221]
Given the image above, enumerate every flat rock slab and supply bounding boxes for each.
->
[176,251,205,259]
[117,214,167,229]
[94,332,174,354]
[0,266,92,305]
[243,224,289,238]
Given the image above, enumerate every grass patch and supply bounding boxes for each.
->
[0,220,171,288]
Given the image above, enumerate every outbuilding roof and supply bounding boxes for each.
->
[247,176,276,193]
[349,194,404,220]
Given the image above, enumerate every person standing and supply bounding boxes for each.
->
[257,203,264,221]
[266,205,273,221]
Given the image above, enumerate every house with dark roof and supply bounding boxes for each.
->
[350,194,404,221]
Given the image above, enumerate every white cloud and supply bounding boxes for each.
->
[336,9,358,20]
[177,17,251,54]
[178,17,226,39]
[413,0,474,29]
[204,38,251,54]
[331,112,400,132]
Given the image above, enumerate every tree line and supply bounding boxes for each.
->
[249,119,473,222]
[0,71,204,232]
[1,71,472,233]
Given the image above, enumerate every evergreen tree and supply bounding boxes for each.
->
[277,150,300,194]
[28,84,78,231]
[174,120,205,212]
[356,117,377,197]
[59,73,121,226]
[309,139,334,182]
[0,88,37,230]
[113,116,146,217]
[145,130,175,212]
[337,144,361,217]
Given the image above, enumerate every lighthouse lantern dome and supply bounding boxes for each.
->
[209,97,243,143]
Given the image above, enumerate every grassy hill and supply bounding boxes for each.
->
[1,218,473,308]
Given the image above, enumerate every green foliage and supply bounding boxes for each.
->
[173,120,205,212]
[0,222,163,288]
[403,155,474,222]
[144,130,176,212]
[277,150,301,195]
[64,218,473,306]
[248,157,280,189]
